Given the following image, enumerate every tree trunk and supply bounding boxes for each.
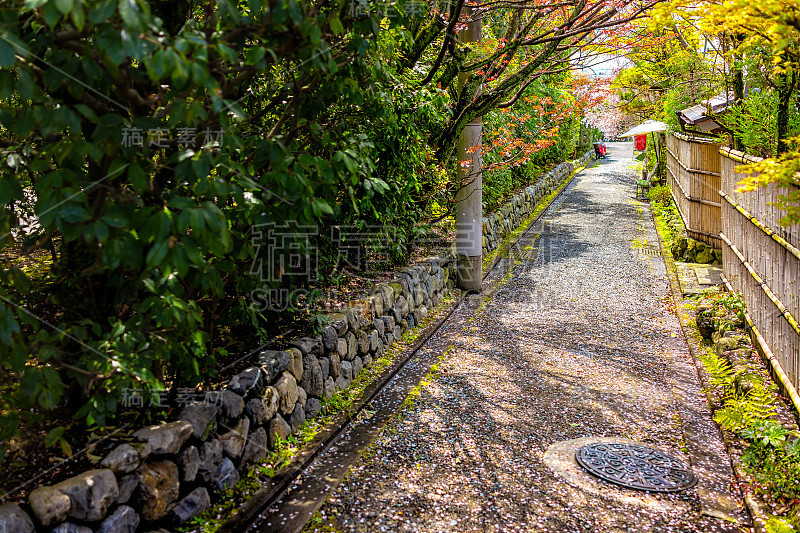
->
[731,33,746,151]
[455,6,482,291]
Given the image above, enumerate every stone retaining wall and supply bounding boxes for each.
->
[0,151,592,533]
[482,150,593,254]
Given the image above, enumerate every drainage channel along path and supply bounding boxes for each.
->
[269,142,748,533]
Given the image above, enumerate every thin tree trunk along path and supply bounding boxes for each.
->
[306,143,745,532]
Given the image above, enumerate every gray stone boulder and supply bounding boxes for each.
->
[257,350,291,382]
[96,505,139,533]
[177,402,217,439]
[49,524,91,533]
[286,348,303,381]
[226,366,264,396]
[389,305,402,324]
[352,356,363,378]
[198,439,223,478]
[101,443,151,474]
[323,377,335,399]
[397,296,409,316]
[368,330,380,352]
[178,445,200,483]
[29,469,118,525]
[216,389,245,420]
[329,353,341,379]
[327,313,348,336]
[288,403,305,433]
[268,416,291,449]
[169,487,210,525]
[343,307,359,332]
[115,474,138,505]
[296,386,307,409]
[274,371,299,415]
[344,332,357,361]
[0,503,34,533]
[245,386,279,426]
[335,376,350,390]
[289,337,322,357]
[137,461,179,521]
[133,421,192,455]
[367,294,384,319]
[219,417,250,460]
[300,354,324,397]
[240,427,268,466]
[356,330,369,356]
[212,458,239,491]
[321,326,338,353]
[340,360,353,382]
[306,398,322,419]
[336,338,347,358]
[319,357,330,382]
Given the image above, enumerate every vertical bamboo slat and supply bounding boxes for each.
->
[720,147,800,392]
[665,133,723,248]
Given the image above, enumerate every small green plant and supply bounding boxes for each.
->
[741,420,800,511]
[715,292,746,333]
[713,384,777,432]
[766,515,799,533]
[700,349,737,391]
[647,184,672,206]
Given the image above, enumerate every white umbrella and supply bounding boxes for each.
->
[618,120,668,138]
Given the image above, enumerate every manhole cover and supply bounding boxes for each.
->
[575,443,697,493]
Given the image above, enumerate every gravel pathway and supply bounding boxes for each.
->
[306,143,742,533]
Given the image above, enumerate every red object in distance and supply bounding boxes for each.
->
[599,144,606,156]
[635,134,647,151]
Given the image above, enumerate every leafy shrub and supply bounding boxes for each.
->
[0,0,449,459]
[722,89,800,157]
[741,420,800,508]
[698,293,800,517]
[648,184,672,206]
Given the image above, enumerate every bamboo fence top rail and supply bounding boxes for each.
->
[673,131,723,145]
[720,146,800,186]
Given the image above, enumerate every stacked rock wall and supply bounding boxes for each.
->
[1,255,458,533]
[1,151,591,533]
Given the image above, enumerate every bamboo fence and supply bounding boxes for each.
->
[666,132,723,248]
[720,147,800,392]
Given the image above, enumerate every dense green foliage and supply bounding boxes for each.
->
[618,2,800,224]
[695,289,800,521]
[721,89,800,157]
[0,0,645,462]
[0,0,453,459]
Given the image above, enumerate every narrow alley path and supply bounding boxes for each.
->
[304,143,744,533]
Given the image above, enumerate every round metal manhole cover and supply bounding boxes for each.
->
[575,442,697,493]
